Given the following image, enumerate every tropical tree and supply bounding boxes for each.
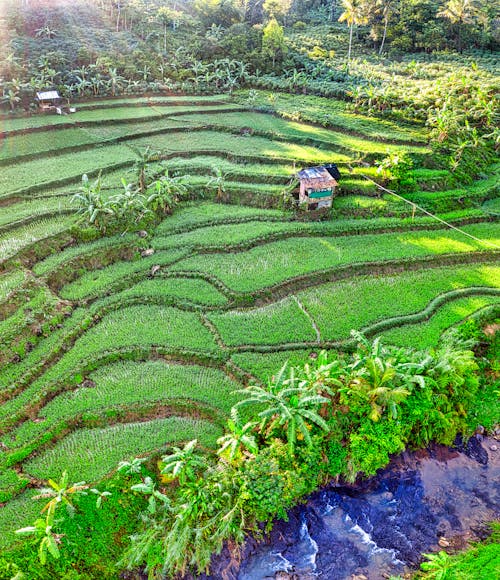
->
[147,169,188,214]
[130,145,161,193]
[71,173,114,231]
[437,0,479,53]
[338,0,369,67]
[235,364,330,456]
[15,472,88,565]
[161,439,206,486]
[107,67,125,96]
[377,0,395,54]
[217,408,258,464]
[108,179,149,225]
[262,16,287,68]
[206,166,228,202]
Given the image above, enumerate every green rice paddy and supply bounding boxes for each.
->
[0,94,498,550]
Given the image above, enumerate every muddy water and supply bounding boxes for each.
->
[205,436,499,580]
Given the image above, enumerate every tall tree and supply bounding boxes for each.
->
[437,0,479,52]
[338,0,369,67]
[262,16,287,67]
[377,0,395,54]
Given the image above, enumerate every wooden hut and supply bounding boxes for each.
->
[36,91,75,114]
[297,164,340,210]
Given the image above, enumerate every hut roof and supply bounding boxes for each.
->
[36,91,61,101]
[297,166,338,190]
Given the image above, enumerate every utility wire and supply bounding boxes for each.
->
[353,169,500,250]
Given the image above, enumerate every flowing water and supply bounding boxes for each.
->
[203,435,499,580]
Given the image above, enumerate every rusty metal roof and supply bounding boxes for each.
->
[298,167,338,190]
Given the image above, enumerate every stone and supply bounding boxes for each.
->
[137,230,148,238]
[490,445,498,451]
[141,248,155,257]
[438,537,450,547]
[150,265,161,276]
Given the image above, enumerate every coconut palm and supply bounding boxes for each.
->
[338,0,369,67]
[377,0,395,55]
[235,364,330,456]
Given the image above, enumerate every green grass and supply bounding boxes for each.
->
[231,349,319,382]
[298,264,500,341]
[75,95,231,108]
[209,297,318,346]
[115,277,228,306]
[153,220,304,250]
[380,295,500,348]
[34,304,220,378]
[23,416,222,482]
[0,215,76,261]
[0,128,100,161]
[180,111,429,156]
[236,90,428,143]
[130,130,352,164]
[59,248,188,300]
[154,202,289,235]
[0,489,44,550]
[169,223,500,292]
[32,233,138,276]
[4,361,240,449]
[0,269,27,302]
[0,144,135,197]
[483,197,500,215]
[0,197,73,227]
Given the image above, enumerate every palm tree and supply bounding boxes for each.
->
[338,0,369,67]
[235,364,330,456]
[437,0,479,53]
[377,0,395,55]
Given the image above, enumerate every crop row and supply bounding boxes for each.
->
[179,111,429,157]
[23,416,222,483]
[0,101,240,136]
[54,217,497,303]
[59,248,189,301]
[236,90,428,143]
[207,265,499,346]
[0,144,135,198]
[380,295,500,348]
[0,215,77,262]
[3,361,241,453]
[168,222,500,292]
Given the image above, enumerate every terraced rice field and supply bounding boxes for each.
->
[0,95,498,549]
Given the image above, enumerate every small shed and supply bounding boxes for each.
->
[36,91,62,111]
[297,164,340,210]
[35,91,75,114]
